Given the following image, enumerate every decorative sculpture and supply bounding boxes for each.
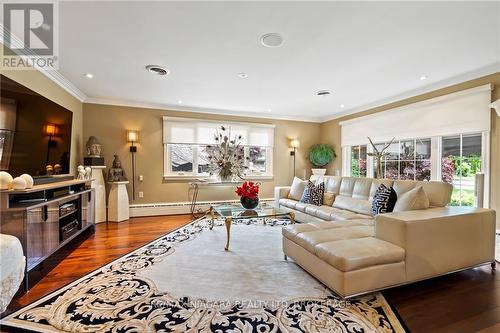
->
[86,136,102,158]
[367,137,395,179]
[84,167,92,180]
[108,155,128,182]
[77,165,86,180]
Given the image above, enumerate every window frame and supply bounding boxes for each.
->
[343,130,489,208]
[163,116,275,181]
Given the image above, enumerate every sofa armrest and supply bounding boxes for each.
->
[274,186,291,208]
[375,207,496,281]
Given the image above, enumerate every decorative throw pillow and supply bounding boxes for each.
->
[393,186,430,212]
[300,181,325,206]
[371,184,397,215]
[323,191,335,206]
[288,177,307,201]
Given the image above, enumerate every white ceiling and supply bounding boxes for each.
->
[55,1,499,122]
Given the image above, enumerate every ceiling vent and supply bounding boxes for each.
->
[145,65,169,76]
[316,90,331,96]
[260,33,284,48]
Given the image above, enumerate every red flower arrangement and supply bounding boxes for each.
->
[235,181,260,199]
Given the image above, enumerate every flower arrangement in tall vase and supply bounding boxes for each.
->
[205,126,249,182]
[367,137,395,179]
[308,144,336,176]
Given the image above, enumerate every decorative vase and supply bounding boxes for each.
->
[240,196,259,209]
[311,168,327,176]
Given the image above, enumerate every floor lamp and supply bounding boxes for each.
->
[127,130,139,200]
[289,139,299,177]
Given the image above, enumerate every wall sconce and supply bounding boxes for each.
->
[44,123,58,137]
[44,123,59,166]
[126,130,139,200]
[289,139,300,177]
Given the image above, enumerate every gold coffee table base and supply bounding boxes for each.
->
[210,206,295,251]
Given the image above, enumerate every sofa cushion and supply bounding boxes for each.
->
[352,178,373,200]
[393,186,429,211]
[300,181,324,206]
[282,219,375,242]
[305,205,336,220]
[315,237,405,272]
[294,202,316,213]
[294,226,374,253]
[323,192,335,206]
[393,180,452,207]
[332,196,373,216]
[288,177,307,201]
[371,184,397,215]
[369,179,395,200]
[279,198,298,210]
[329,207,372,221]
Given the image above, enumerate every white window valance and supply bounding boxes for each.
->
[340,84,493,147]
[162,116,275,147]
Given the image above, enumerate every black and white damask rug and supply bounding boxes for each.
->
[1,217,406,332]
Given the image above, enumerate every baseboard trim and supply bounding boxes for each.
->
[129,198,274,217]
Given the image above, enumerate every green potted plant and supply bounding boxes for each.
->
[308,144,336,175]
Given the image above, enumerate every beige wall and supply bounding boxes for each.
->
[320,72,500,226]
[82,104,322,203]
[1,68,83,175]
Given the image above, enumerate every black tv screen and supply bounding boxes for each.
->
[0,75,73,178]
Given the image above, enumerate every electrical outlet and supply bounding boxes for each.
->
[139,175,144,181]
[138,191,144,198]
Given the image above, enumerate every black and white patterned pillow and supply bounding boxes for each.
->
[300,181,325,206]
[371,184,397,215]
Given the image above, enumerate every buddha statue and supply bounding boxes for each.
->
[86,136,102,158]
[107,155,128,182]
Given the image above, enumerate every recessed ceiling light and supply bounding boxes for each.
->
[261,33,284,48]
[146,65,169,76]
[178,100,183,104]
[316,90,332,96]
[267,108,272,112]
[238,73,248,79]
[83,73,93,79]
[340,104,345,108]
[420,75,428,81]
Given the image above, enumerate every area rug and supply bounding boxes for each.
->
[1,217,406,332]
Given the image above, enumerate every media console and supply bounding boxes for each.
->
[0,179,95,290]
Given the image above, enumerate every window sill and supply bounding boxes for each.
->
[163,175,274,182]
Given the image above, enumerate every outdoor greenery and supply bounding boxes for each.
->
[309,144,336,167]
[450,154,481,177]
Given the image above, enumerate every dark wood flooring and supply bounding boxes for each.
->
[1,214,499,333]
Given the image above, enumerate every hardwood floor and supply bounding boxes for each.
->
[2,214,499,333]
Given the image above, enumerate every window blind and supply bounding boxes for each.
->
[162,116,275,147]
[340,84,493,147]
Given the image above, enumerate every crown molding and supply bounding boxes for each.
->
[84,97,323,123]
[0,24,87,102]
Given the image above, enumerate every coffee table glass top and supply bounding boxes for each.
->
[212,202,289,219]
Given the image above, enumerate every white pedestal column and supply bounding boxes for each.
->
[88,166,106,223]
[108,181,130,222]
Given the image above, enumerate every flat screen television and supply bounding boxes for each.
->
[0,75,73,180]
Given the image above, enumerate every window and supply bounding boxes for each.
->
[163,117,274,179]
[441,133,482,206]
[372,138,431,181]
[350,145,367,177]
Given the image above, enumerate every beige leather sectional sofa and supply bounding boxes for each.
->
[276,176,496,298]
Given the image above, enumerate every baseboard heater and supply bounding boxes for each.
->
[129,198,274,217]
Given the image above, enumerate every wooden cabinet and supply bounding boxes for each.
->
[0,180,95,290]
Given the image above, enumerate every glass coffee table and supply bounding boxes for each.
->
[209,203,295,251]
